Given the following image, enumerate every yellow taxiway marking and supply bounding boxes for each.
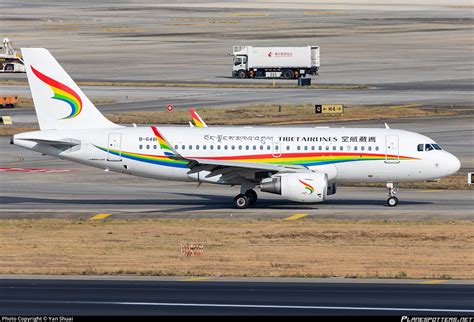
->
[181,277,211,282]
[419,280,447,285]
[284,214,309,221]
[90,213,112,220]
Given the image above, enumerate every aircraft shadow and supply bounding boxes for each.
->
[0,192,432,213]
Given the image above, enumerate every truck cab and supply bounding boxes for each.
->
[232,55,248,78]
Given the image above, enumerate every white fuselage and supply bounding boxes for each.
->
[13,125,461,186]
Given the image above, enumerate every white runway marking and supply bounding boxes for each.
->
[0,300,473,313]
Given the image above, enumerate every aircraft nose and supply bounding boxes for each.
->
[445,153,461,175]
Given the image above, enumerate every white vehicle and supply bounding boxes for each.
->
[13,48,460,209]
[232,45,319,79]
[0,38,26,73]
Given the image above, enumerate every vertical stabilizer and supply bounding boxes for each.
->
[21,48,120,130]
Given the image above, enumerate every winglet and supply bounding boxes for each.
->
[189,108,208,128]
[151,126,180,157]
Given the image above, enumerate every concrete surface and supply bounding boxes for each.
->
[1,113,473,220]
[1,0,473,86]
[0,278,472,315]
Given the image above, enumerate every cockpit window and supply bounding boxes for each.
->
[418,143,443,152]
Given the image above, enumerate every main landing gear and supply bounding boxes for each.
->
[386,182,399,207]
[233,189,258,209]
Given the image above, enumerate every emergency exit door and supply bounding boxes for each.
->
[107,133,122,161]
[385,135,399,164]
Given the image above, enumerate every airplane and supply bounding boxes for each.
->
[12,48,461,209]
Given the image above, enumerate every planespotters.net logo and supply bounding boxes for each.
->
[401,317,473,322]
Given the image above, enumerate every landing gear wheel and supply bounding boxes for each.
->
[245,189,258,206]
[234,194,250,209]
[387,196,399,207]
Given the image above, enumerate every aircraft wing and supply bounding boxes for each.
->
[152,126,312,181]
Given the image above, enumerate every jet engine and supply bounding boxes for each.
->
[260,172,328,202]
[327,182,337,195]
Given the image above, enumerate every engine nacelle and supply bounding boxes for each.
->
[327,182,337,195]
[261,172,328,202]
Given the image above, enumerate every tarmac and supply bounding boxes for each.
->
[0,277,472,315]
[1,113,473,220]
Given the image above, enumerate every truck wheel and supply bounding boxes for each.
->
[282,69,294,79]
[238,70,247,79]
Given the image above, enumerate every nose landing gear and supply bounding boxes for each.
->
[386,182,399,207]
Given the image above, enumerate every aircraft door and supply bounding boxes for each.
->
[385,135,399,164]
[272,142,281,158]
[107,133,122,161]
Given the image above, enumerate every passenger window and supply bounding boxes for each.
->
[139,145,143,149]
[217,145,221,150]
[354,146,358,151]
[332,146,336,151]
[181,145,185,150]
[260,146,264,150]
[361,146,365,151]
[203,145,206,150]
[417,144,424,152]
[210,145,213,150]
[368,146,372,151]
[174,145,178,149]
[231,145,235,150]
[375,146,379,151]
[196,145,199,150]
[304,146,308,151]
[339,146,343,151]
[325,146,329,151]
[286,145,290,151]
[319,146,322,151]
[238,145,242,150]
[311,146,315,151]
[154,145,157,149]
[147,145,150,149]
[253,146,257,150]
[246,145,249,150]
[189,145,192,150]
[275,145,279,150]
[224,145,228,150]
[297,146,301,151]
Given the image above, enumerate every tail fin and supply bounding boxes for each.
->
[21,48,120,130]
